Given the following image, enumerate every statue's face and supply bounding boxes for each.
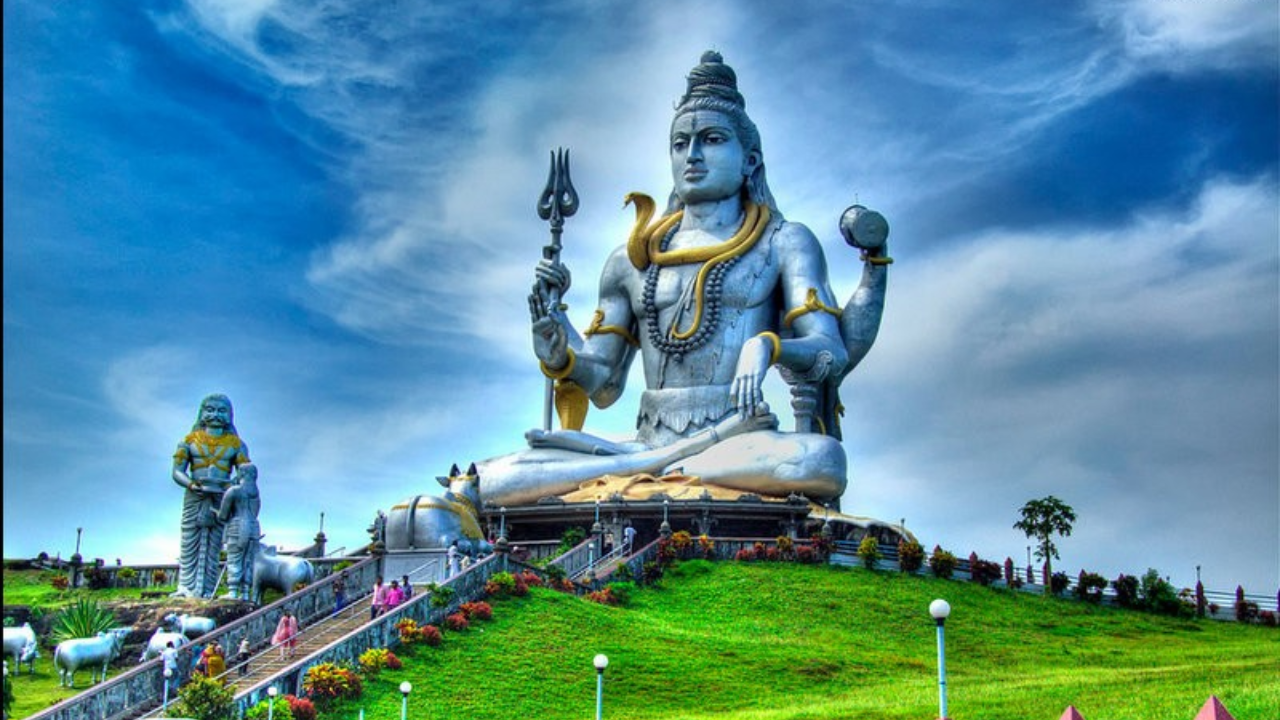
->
[670,110,754,205]
[200,399,231,429]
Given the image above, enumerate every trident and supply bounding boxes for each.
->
[536,147,579,430]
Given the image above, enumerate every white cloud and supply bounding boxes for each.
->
[843,175,1279,589]
[1097,0,1279,70]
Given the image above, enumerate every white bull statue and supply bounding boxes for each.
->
[163,613,216,640]
[139,628,189,663]
[251,545,315,604]
[3,622,40,675]
[384,463,493,555]
[53,629,128,688]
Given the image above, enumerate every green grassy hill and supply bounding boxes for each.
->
[333,561,1277,720]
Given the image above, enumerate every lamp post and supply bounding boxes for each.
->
[499,507,507,539]
[929,599,951,720]
[400,680,412,720]
[593,498,603,535]
[593,654,609,720]
[267,686,278,720]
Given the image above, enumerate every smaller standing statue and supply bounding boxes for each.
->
[217,464,261,600]
[250,545,315,605]
[171,394,251,598]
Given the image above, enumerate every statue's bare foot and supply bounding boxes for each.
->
[711,403,779,442]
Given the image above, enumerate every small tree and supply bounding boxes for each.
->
[168,674,235,720]
[1013,496,1076,595]
[928,546,957,579]
[856,536,881,570]
[898,538,924,573]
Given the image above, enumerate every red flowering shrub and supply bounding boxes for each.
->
[395,619,422,644]
[670,530,694,559]
[421,624,443,647]
[587,587,619,606]
[303,662,362,709]
[809,534,834,561]
[753,541,767,559]
[969,557,1002,586]
[764,547,781,562]
[775,535,794,556]
[445,612,470,631]
[897,539,924,573]
[513,578,530,597]
[287,695,317,720]
[459,601,493,621]
[734,548,755,562]
[657,539,677,564]
[795,545,817,564]
[485,571,517,598]
[359,648,398,676]
[50,576,69,591]
[518,571,544,587]
[929,546,957,579]
[1074,571,1108,603]
[696,535,715,559]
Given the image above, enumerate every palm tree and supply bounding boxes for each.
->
[1013,496,1077,595]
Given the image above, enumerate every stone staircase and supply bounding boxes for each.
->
[224,603,370,697]
[129,603,374,719]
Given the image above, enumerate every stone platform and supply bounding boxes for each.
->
[475,492,908,548]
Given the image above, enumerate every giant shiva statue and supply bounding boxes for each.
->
[475,50,890,508]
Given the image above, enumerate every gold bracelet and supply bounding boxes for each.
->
[756,331,782,365]
[862,251,894,265]
[783,288,843,328]
[539,348,576,380]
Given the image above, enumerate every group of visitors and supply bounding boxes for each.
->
[162,633,252,694]
[368,574,415,619]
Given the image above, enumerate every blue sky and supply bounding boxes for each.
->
[5,0,1277,595]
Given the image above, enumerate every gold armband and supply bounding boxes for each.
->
[783,288,843,328]
[539,348,576,380]
[584,309,640,347]
[863,252,894,265]
[756,331,782,365]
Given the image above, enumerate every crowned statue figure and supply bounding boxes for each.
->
[459,51,890,510]
[171,393,252,598]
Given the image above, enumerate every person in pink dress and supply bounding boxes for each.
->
[384,580,404,610]
[370,576,387,620]
[272,610,300,659]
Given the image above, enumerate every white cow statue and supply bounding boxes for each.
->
[3,622,40,675]
[251,545,314,604]
[53,629,128,688]
[384,463,493,555]
[139,628,189,663]
[163,613,216,640]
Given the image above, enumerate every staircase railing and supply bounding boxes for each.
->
[29,555,380,720]
[229,553,504,715]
